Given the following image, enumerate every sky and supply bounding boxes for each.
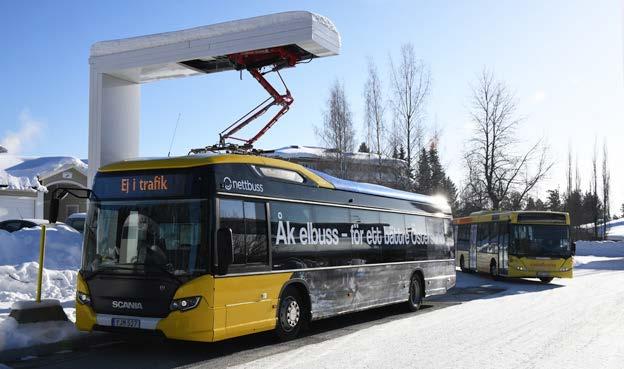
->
[0,1,622,213]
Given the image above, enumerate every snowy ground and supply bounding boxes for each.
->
[0,240,622,369]
[234,241,624,369]
[0,226,82,352]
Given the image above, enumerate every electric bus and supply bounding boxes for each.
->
[454,211,573,283]
[60,153,455,342]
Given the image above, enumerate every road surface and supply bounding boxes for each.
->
[4,243,623,369]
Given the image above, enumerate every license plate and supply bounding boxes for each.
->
[537,272,550,277]
[111,318,140,328]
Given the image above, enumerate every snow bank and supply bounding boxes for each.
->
[0,317,79,352]
[0,225,83,270]
[0,263,77,305]
[575,240,624,258]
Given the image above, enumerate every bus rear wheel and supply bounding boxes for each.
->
[275,287,307,341]
[406,274,423,312]
[539,277,554,284]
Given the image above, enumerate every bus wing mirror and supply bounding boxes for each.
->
[49,189,68,224]
[217,228,233,275]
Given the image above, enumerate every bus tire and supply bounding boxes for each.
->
[489,260,499,280]
[459,255,467,272]
[406,274,423,312]
[275,287,307,341]
[539,277,554,284]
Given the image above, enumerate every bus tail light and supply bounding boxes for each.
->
[170,296,201,312]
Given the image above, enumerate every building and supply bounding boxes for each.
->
[264,146,405,187]
[0,147,88,222]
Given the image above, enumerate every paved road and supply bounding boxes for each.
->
[4,283,492,369]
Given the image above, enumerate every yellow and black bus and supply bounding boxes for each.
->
[454,211,573,283]
[68,153,454,342]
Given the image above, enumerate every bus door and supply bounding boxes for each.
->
[469,224,477,271]
[498,222,509,275]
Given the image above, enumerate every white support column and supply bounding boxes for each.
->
[35,191,44,219]
[88,71,140,187]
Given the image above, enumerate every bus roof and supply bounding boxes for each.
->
[454,210,570,225]
[98,153,450,213]
[310,169,451,214]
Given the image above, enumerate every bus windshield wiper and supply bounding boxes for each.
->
[133,263,186,284]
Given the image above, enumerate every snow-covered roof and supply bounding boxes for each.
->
[310,169,451,214]
[90,11,340,83]
[266,145,403,163]
[0,154,87,192]
[92,11,339,57]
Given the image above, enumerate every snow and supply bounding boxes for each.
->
[266,145,402,164]
[234,241,624,369]
[0,153,87,192]
[91,11,340,57]
[0,317,79,352]
[0,263,79,352]
[0,225,83,270]
[579,218,624,241]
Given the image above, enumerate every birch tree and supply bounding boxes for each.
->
[464,69,553,210]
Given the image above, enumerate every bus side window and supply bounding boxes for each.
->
[219,199,246,264]
[405,214,427,261]
[490,222,499,253]
[380,212,407,262]
[219,199,268,266]
[350,209,382,264]
[499,222,509,249]
[477,223,489,252]
[244,202,268,264]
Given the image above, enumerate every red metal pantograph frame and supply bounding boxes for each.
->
[219,48,299,147]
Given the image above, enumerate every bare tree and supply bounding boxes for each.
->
[363,58,386,183]
[602,139,610,239]
[464,69,553,210]
[591,138,599,239]
[389,43,430,180]
[316,79,356,177]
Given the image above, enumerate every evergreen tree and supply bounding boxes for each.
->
[546,189,562,211]
[398,145,406,161]
[415,147,431,193]
[535,199,547,211]
[358,142,370,153]
[525,197,537,210]
[428,144,445,192]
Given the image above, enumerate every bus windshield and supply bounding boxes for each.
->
[511,224,570,257]
[83,199,207,276]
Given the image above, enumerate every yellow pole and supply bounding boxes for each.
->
[36,224,46,303]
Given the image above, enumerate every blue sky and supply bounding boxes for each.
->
[1,1,622,211]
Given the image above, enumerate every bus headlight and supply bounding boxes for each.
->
[77,292,91,305]
[559,267,571,272]
[170,296,201,312]
[515,266,526,271]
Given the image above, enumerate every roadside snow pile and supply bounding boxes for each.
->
[0,317,79,352]
[575,241,624,257]
[0,225,82,269]
[0,169,45,192]
[0,263,77,305]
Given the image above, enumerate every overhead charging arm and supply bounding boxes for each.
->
[218,48,299,147]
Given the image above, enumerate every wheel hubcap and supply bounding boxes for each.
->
[281,297,300,331]
[411,280,421,305]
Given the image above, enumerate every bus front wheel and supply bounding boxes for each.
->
[539,277,554,284]
[275,287,307,341]
[407,274,423,312]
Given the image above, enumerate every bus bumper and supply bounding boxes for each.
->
[505,256,574,279]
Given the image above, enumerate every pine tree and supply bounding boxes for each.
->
[525,197,537,210]
[546,189,562,211]
[358,142,370,153]
[415,148,431,193]
[428,144,444,192]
